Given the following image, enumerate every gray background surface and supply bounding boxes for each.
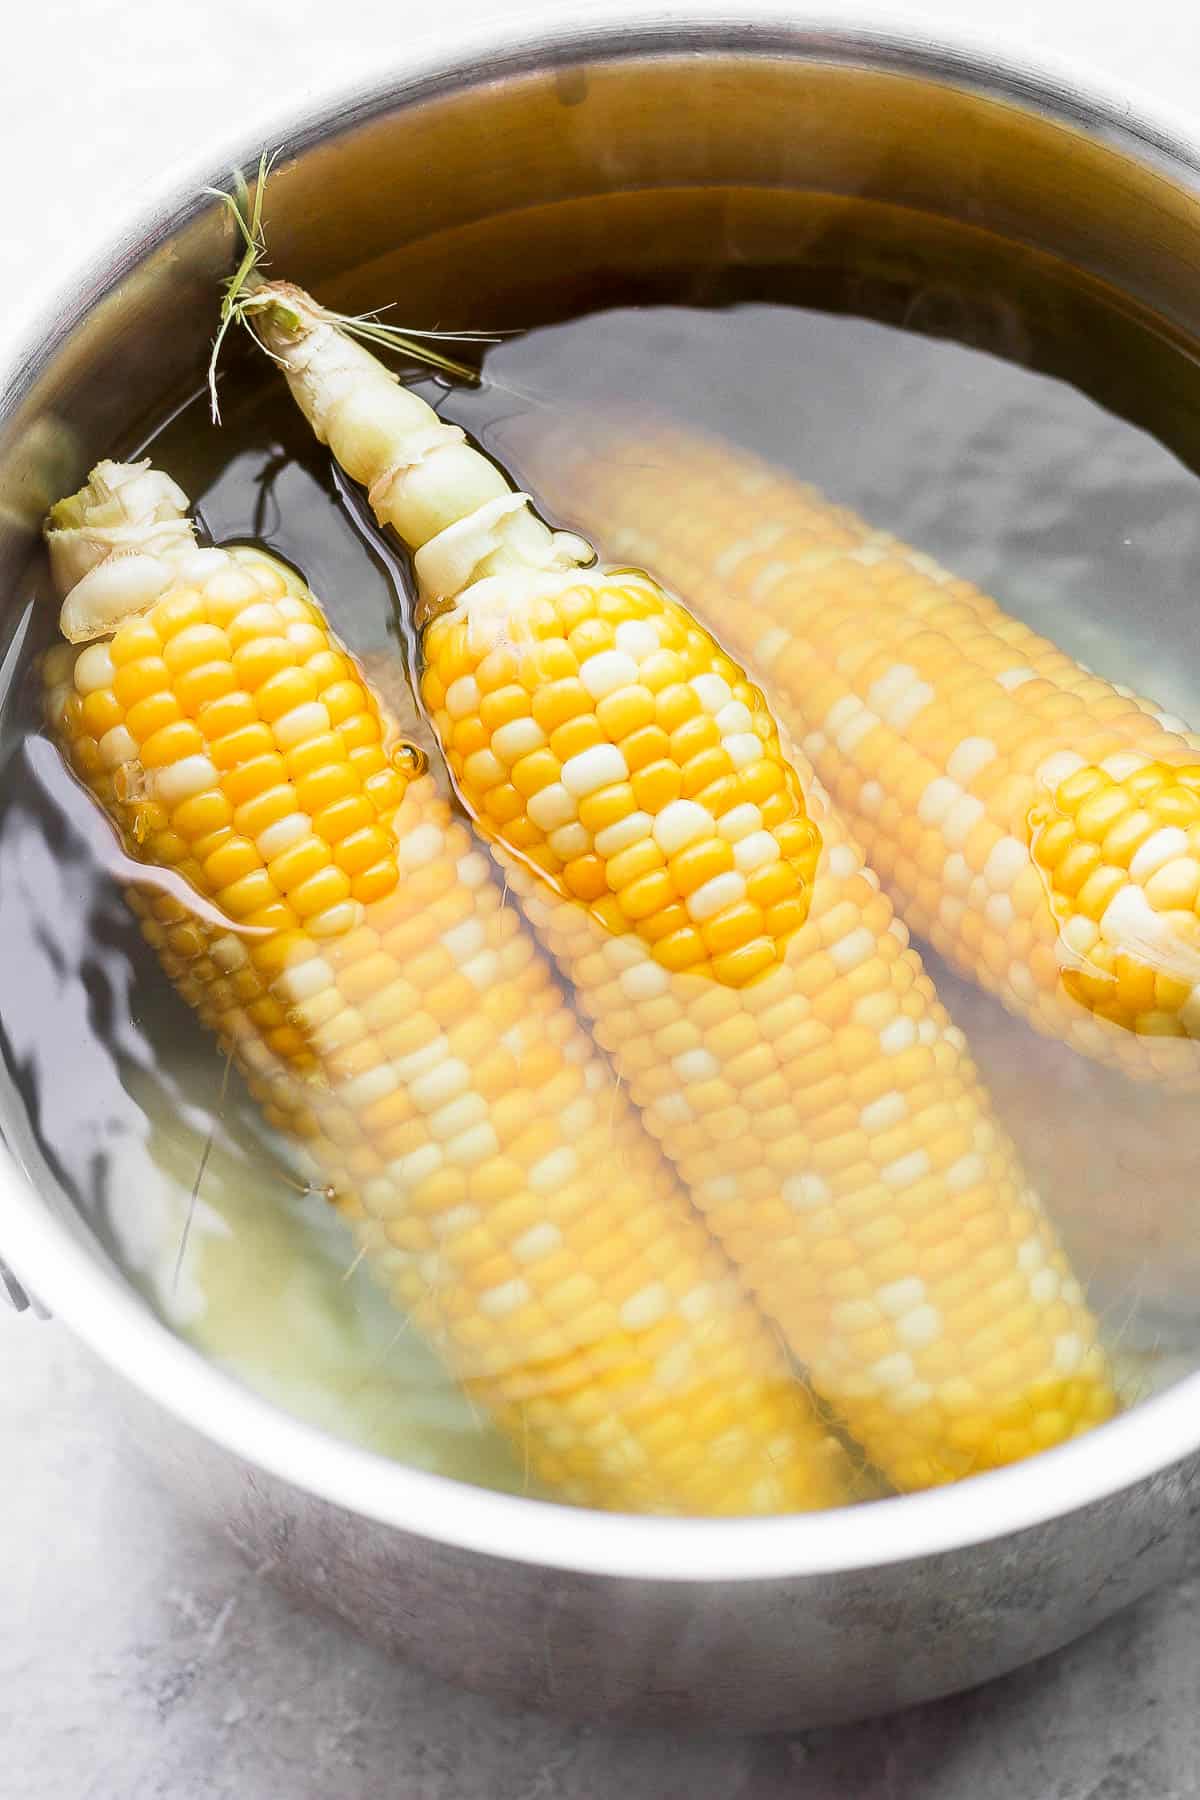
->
[6,1,1200,1794]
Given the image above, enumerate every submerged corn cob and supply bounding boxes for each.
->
[42,458,853,1517]
[516,418,1200,1084]
[244,280,1118,1487]
[920,953,1200,1321]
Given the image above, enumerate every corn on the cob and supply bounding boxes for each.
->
[42,457,852,1517]
[242,280,1117,1487]
[516,418,1200,1084]
[248,283,819,989]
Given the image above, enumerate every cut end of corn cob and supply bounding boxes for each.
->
[1031,757,1200,1039]
[40,458,857,1519]
[421,572,822,987]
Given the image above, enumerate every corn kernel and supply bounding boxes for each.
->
[140,719,205,768]
[113,656,170,708]
[577,783,636,834]
[110,619,161,666]
[297,762,359,814]
[511,749,561,799]
[564,856,608,902]
[532,678,589,733]
[221,752,289,805]
[596,685,656,740]
[669,837,735,897]
[632,760,683,812]
[550,716,605,763]
[257,666,319,723]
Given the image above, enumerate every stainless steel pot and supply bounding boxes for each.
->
[5,13,1200,1732]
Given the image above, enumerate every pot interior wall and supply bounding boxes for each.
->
[5,50,1200,576]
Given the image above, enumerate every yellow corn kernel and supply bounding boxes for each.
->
[315,794,374,843]
[268,837,332,892]
[351,861,400,905]
[80,690,123,737]
[622,724,672,773]
[104,625,157,675]
[114,656,170,710]
[608,839,665,889]
[163,623,231,675]
[222,752,288,805]
[334,826,390,876]
[296,761,359,814]
[257,666,319,723]
[150,589,206,640]
[577,783,636,834]
[550,716,605,763]
[596,686,656,739]
[510,749,560,798]
[620,868,675,920]
[173,790,234,840]
[140,719,205,768]
[286,731,345,781]
[632,760,684,812]
[532,678,589,732]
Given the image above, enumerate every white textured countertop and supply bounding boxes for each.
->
[6,2,1200,1794]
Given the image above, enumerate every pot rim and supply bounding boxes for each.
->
[4,6,1200,1584]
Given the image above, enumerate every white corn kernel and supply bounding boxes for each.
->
[549,822,591,860]
[580,650,638,698]
[429,1093,488,1140]
[273,701,331,750]
[615,620,659,659]
[339,1064,400,1109]
[877,1277,925,1317]
[258,813,311,859]
[1130,827,1190,884]
[99,725,139,770]
[732,830,780,873]
[621,1283,669,1331]
[715,700,754,735]
[409,1058,471,1113]
[653,799,710,854]
[947,737,997,785]
[153,754,218,806]
[724,732,763,769]
[73,642,116,694]
[481,1278,531,1318]
[491,718,547,764]
[444,675,480,720]
[687,871,746,921]
[594,811,653,857]
[691,674,734,713]
[513,1223,562,1263]
[718,804,763,843]
[398,823,444,867]
[445,1122,500,1167]
[561,744,628,796]
[529,1147,578,1193]
[442,918,486,962]
[527,783,576,831]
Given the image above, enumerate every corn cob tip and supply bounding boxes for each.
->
[46,460,198,643]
